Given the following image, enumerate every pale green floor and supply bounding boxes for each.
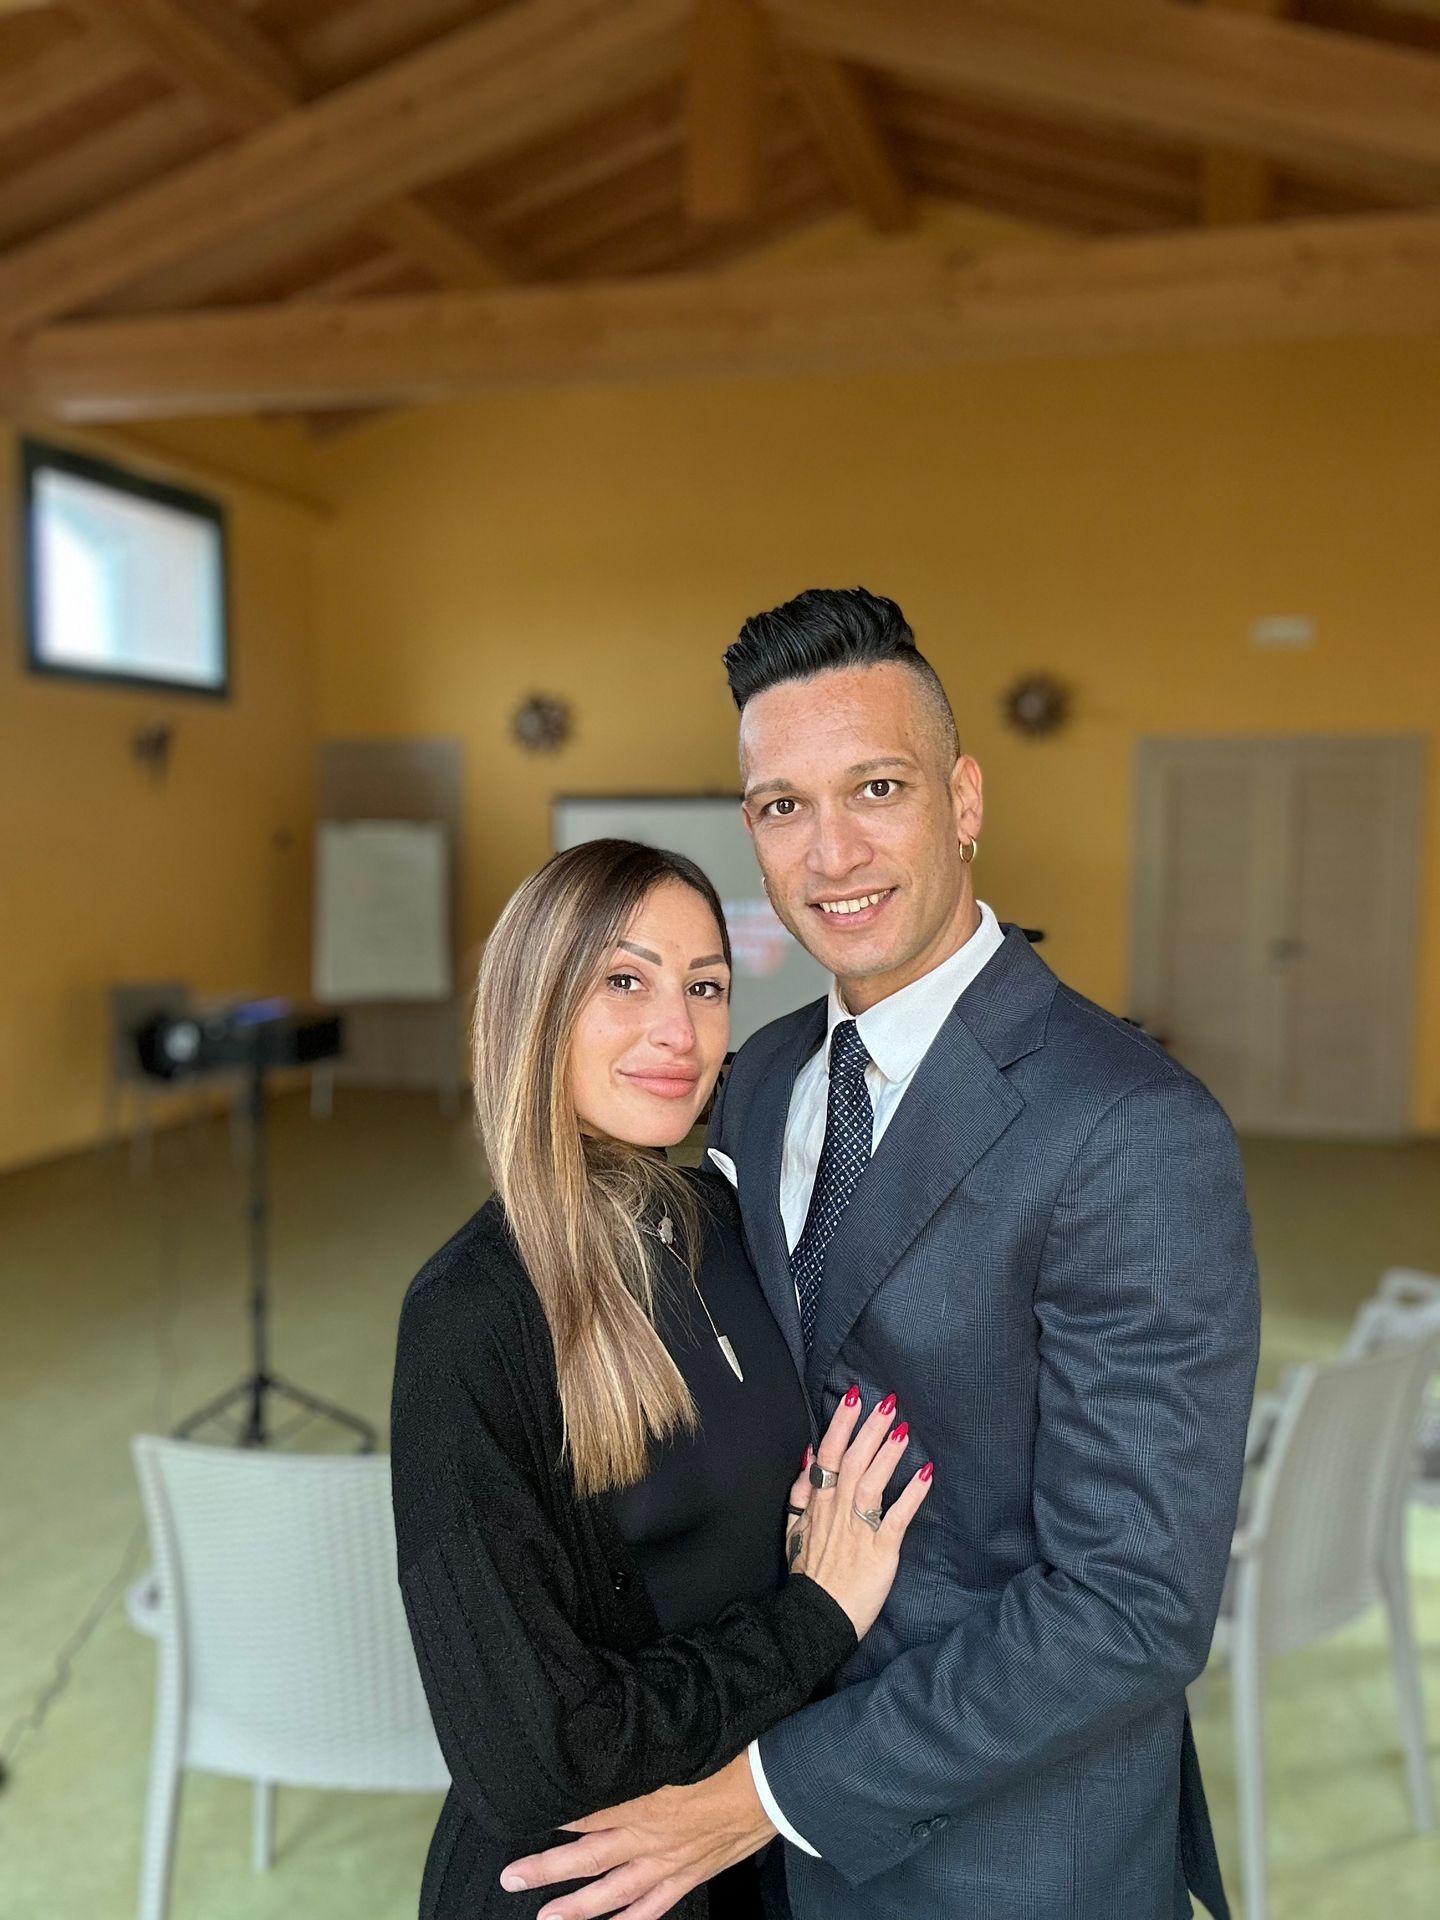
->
[1,1093,1438,1920]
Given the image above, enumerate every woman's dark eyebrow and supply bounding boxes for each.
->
[618,940,729,969]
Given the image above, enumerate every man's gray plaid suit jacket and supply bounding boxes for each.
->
[707,923,1260,1920]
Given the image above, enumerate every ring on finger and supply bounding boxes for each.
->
[808,1463,840,1490]
[852,1504,884,1532]
[785,1503,807,1518]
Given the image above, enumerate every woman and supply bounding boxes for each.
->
[391,839,932,1919]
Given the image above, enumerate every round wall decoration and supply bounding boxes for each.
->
[511,693,573,754]
[1000,673,1072,739]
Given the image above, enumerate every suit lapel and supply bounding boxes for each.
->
[804,927,1057,1399]
[734,1002,825,1383]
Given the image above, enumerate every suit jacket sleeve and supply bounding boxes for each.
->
[755,1071,1261,1884]
[390,1266,856,1846]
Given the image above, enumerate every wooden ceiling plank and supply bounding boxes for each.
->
[882,81,1195,184]
[685,0,767,223]
[20,206,1440,419]
[531,117,811,263]
[489,114,681,233]
[0,27,137,140]
[66,0,521,301]
[574,171,834,277]
[887,100,1196,212]
[285,0,499,92]
[465,86,680,228]
[369,197,527,289]
[0,0,686,331]
[907,143,1164,234]
[0,95,218,254]
[65,0,301,121]
[530,164,687,264]
[1200,0,1288,225]
[779,44,914,232]
[290,248,420,304]
[758,0,1440,190]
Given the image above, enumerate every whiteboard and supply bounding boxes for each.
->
[314,820,451,1002]
[553,795,829,1049]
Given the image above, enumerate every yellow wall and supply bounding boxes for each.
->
[0,417,323,1171]
[5,328,1439,1171]
[310,335,1440,1132]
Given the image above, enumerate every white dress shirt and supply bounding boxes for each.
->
[735,902,1007,1856]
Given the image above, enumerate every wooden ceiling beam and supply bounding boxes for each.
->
[758,0,1440,193]
[64,0,521,302]
[0,0,686,331]
[16,206,1440,420]
[685,0,767,223]
[779,45,913,233]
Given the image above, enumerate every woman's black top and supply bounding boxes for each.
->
[389,1168,855,1920]
[607,1183,811,1633]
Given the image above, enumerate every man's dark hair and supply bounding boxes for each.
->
[723,586,959,762]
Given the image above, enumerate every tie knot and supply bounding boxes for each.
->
[829,1019,870,1085]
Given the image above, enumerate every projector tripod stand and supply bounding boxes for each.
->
[174,1048,375,1453]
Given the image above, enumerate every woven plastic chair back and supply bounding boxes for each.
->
[132,1435,449,1791]
[1243,1339,1439,1658]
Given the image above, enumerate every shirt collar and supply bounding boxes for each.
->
[824,900,1006,1084]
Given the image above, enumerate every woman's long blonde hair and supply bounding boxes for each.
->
[471,839,732,1497]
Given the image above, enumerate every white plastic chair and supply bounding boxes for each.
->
[1246,1266,1440,1503]
[1373,1270,1440,1502]
[130,1436,449,1920]
[1211,1339,1439,1920]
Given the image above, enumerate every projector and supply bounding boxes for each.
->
[135,997,343,1080]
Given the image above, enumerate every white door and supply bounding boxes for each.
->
[1131,737,1424,1137]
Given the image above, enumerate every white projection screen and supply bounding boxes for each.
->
[553,795,829,1048]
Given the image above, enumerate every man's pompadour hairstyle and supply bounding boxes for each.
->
[724,586,959,760]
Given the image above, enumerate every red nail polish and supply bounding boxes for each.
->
[802,1445,813,1468]
[877,1392,896,1417]
[844,1384,861,1408]
[891,1421,909,1446]
[919,1460,934,1482]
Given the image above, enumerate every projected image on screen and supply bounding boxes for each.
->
[22,438,228,697]
[553,796,830,1049]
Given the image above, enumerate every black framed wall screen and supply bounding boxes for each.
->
[20,438,230,699]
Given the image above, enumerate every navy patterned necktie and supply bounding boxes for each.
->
[791,1019,873,1352]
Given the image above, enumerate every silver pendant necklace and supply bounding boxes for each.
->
[648,1211,745,1383]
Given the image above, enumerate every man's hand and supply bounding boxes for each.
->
[498,1752,776,1920]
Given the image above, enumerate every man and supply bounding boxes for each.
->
[503,588,1260,1919]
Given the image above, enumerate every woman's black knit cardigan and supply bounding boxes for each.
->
[389,1196,857,1919]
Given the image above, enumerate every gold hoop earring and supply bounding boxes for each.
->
[959,838,978,865]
